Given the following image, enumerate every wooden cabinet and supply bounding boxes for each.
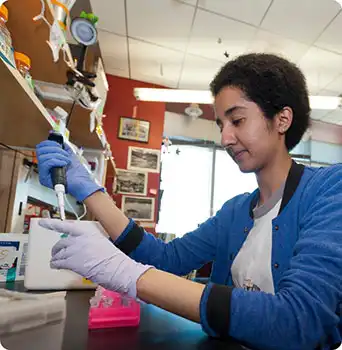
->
[0,145,19,231]
[0,146,99,233]
[0,0,109,233]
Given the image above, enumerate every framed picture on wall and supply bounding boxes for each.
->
[115,169,148,196]
[121,196,155,221]
[118,117,150,143]
[127,146,161,173]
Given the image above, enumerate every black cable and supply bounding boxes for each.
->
[0,143,34,157]
[66,100,77,128]
[4,150,18,231]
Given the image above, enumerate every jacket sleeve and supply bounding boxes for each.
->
[112,200,234,276]
[200,166,342,350]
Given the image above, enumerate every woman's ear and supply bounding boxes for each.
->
[276,107,293,134]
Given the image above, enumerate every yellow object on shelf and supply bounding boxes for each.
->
[14,51,33,90]
[0,5,8,21]
[14,52,31,70]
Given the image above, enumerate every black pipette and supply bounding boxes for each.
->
[48,132,67,220]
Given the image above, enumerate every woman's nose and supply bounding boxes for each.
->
[221,125,237,148]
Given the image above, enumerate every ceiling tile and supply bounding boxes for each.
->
[178,54,224,89]
[308,86,322,95]
[317,89,341,96]
[261,0,340,44]
[322,73,342,95]
[90,0,126,35]
[180,0,196,5]
[315,12,342,54]
[127,0,194,51]
[197,0,272,26]
[246,29,309,63]
[129,39,184,88]
[98,31,129,78]
[188,9,256,61]
[298,47,342,93]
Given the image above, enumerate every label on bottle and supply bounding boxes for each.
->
[0,36,15,67]
[0,241,19,282]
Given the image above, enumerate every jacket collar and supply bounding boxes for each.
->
[249,160,305,218]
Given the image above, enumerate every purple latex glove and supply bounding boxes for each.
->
[36,140,104,202]
[39,219,154,298]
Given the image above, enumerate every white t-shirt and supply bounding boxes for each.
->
[231,184,285,294]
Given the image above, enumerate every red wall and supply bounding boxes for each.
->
[103,75,165,234]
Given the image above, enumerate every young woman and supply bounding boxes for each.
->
[36,53,342,350]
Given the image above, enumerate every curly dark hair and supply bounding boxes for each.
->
[210,53,310,151]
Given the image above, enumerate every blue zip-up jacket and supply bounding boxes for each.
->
[114,162,342,350]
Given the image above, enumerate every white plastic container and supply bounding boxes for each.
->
[24,218,108,290]
[0,234,28,282]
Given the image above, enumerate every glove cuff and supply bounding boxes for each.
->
[74,184,105,202]
[127,264,155,299]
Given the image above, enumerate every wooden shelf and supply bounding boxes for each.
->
[0,58,102,186]
[43,100,103,150]
[6,0,100,85]
[0,58,54,148]
[1,0,104,150]
[0,58,103,149]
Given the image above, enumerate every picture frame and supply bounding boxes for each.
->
[127,146,161,173]
[118,117,150,143]
[115,168,148,196]
[121,196,155,222]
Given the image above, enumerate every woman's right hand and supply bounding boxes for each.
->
[40,219,153,298]
[36,140,103,202]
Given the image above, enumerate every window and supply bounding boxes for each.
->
[157,145,213,237]
[213,149,257,214]
[157,144,258,237]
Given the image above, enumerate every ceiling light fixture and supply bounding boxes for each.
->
[134,88,341,110]
[184,103,203,119]
[134,88,213,104]
[309,95,341,110]
[334,0,342,7]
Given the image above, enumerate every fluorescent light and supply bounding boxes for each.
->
[309,96,341,110]
[134,88,341,110]
[134,88,213,104]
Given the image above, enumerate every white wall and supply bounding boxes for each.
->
[311,140,342,164]
[164,112,311,154]
[164,111,221,144]
[291,140,311,156]
[164,111,342,165]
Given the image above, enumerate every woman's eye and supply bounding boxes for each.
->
[232,119,242,126]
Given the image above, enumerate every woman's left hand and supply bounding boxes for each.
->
[39,219,154,298]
